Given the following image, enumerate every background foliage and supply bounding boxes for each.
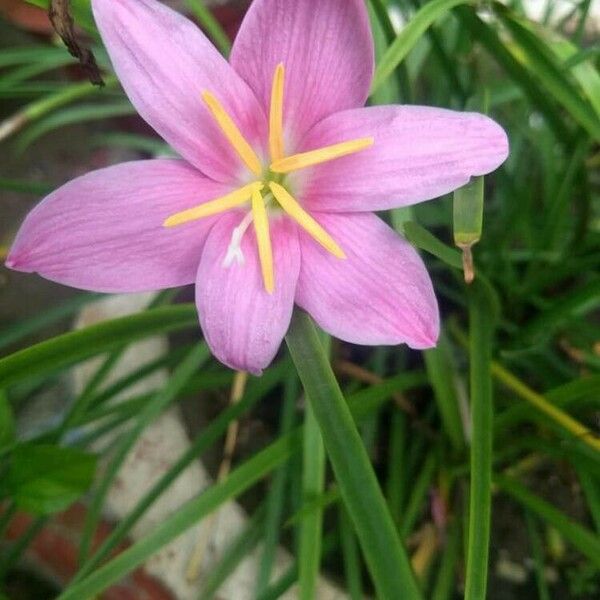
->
[1,0,599,598]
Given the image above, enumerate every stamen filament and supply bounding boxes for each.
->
[251,188,274,294]
[269,63,285,162]
[202,91,263,176]
[164,183,262,228]
[269,182,345,259]
[270,137,374,173]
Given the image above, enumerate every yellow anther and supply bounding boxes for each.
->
[270,137,374,174]
[251,187,274,294]
[164,183,262,228]
[269,63,285,162]
[202,91,263,176]
[269,182,345,259]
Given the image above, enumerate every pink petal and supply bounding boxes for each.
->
[297,106,509,212]
[6,160,230,293]
[196,212,300,375]
[296,212,439,349]
[92,0,267,183]
[230,0,374,145]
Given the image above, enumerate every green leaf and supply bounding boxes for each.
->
[0,304,197,390]
[403,221,463,270]
[183,0,231,57]
[496,475,600,568]
[60,366,425,598]
[78,343,210,562]
[493,3,600,141]
[2,444,96,515]
[424,334,464,452]
[199,510,265,599]
[0,391,15,451]
[57,431,302,600]
[74,365,287,582]
[286,310,422,600]
[464,282,496,600]
[0,293,100,351]
[371,0,471,93]
[299,403,326,600]
[255,376,298,595]
[17,101,135,152]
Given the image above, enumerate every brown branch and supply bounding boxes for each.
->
[49,0,104,86]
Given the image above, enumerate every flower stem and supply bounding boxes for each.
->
[285,310,422,600]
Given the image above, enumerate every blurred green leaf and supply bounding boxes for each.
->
[464,281,496,600]
[1,443,96,515]
[286,311,422,600]
[0,391,15,451]
[494,3,600,141]
[496,475,600,568]
[371,0,470,93]
[0,305,197,390]
[403,221,463,269]
[17,101,135,152]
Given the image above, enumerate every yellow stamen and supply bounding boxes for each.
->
[270,137,374,173]
[164,183,262,228]
[269,63,285,162]
[269,182,345,259]
[202,91,263,176]
[251,187,274,294]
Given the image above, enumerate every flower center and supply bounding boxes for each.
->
[163,63,374,293]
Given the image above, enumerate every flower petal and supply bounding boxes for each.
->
[230,0,374,145]
[6,160,230,293]
[92,0,267,182]
[298,106,509,212]
[295,212,439,349]
[196,212,300,374]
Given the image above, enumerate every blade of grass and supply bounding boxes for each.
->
[183,0,231,57]
[0,304,197,389]
[385,410,407,525]
[0,77,118,142]
[403,222,463,270]
[299,401,326,600]
[73,365,285,582]
[0,177,54,195]
[56,430,303,600]
[286,310,422,600]
[77,343,211,563]
[464,281,496,600]
[493,3,600,141]
[198,505,266,600]
[496,475,600,567]
[17,101,135,152]
[455,6,571,142]
[33,354,426,596]
[424,335,464,452]
[430,517,460,600]
[339,506,364,600]
[400,451,438,538]
[255,375,298,595]
[576,467,600,533]
[0,293,100,351]
[371,0,471,94]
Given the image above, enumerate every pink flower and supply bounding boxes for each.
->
[6,0,508,374]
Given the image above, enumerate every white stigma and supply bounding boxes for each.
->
[223,211,255,268]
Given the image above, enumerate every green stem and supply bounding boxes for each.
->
[464,283,495,600]
[285,310,422,600]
